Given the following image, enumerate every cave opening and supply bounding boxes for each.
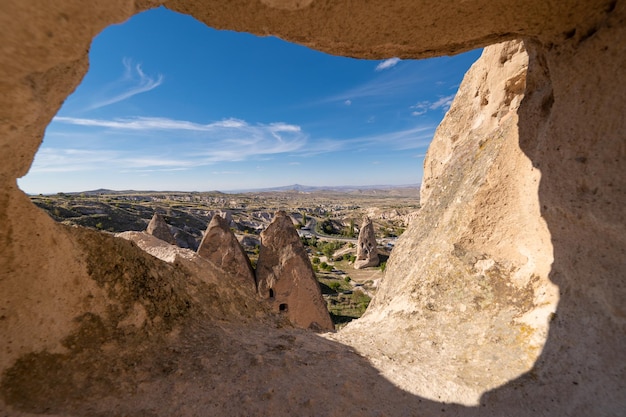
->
[2,2,624,414]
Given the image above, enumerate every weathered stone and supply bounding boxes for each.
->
[1,0,625,415]
[146,213,177,245]
[354,217,379,269]
[171,227,200,251]
[197,215,255,289]
[256,211,333,331]
[337,40,555,404]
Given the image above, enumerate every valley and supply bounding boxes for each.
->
[30,186,420,328]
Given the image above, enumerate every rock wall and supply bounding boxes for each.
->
[1,0,624,415]
[337,11,626,412]
[336,39,559,404]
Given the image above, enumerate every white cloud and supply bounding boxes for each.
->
[54,116,250,131]
[300,125,435,156]
[211,171,243,175]
[410,106,428,116]
[375,58,401,71]
[429,94,456,110]
[88,58,163,110]
[410,94,456,116]
[38,116,308,173]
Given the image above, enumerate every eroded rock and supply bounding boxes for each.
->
[256,211,334,331]
[146,213,177,245]
[1,0,625,415]
[197,214,256,289]
[354,217,379,269]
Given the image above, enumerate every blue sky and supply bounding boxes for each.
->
[18,6,481,194]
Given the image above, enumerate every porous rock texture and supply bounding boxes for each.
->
[256,211,334,331]
[197,214,256,290]
[146,212,177,245]
[1,0,625,416]
[334,40,558,404]
[354,217,379,269]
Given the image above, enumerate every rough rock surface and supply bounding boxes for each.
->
[197,214,256,290]
[171,226,200,251]
[1,0,625,416]
[146,213,177,245]
[354,217,379,269]
[256,211,334,331]
[334,40,558,404]
[336,28,626,413]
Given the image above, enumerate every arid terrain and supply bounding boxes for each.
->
[3,1,624,415]
[30,186,420,328]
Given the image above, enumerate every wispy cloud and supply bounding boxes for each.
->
[410,94,456,116]
[36,116,308,173]
[53,116,251,131]
[375,58,401,71]
[430,94,456,109]
[317,65,425,105]
[88,58,163,110]
[298,125,435,157]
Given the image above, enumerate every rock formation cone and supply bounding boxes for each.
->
[146,213,177,245]
[256,211,334,331]
[354,217,379,269]
[197,214,256,289]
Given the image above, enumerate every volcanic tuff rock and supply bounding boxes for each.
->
[1,0,625,415]
[335,40,554,404]
[197,214,256,289]
[354,217,379,269]
[256,211,334,331]
[146,213,177,245]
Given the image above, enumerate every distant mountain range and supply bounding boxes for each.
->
[44,184,421,196]
[228,183,421,194]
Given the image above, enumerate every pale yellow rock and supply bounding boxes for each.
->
[256,211,334,331]
[0,0,624,415]
[334,40,560,405]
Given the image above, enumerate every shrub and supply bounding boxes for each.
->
[344,276,351,283]
[380,261,387,272]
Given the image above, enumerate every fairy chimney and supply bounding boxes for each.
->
[354,217,379,269]
[197,215,256,289]
[256,211,334,331]
[146,213,177,245]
